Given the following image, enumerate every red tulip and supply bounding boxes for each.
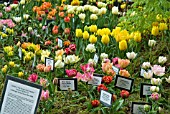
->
[64,16,70,23]
[97,84,108,92]
[91,100,100,107]
[52,25,59,34]
[120,90,130,99]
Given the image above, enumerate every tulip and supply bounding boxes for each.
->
[52,25,59,34]
[76,29,83,38]
[89,35,97,44]
[159,23,168,31]
[100,53,108,60]
[97,84,108,92]
[91,100,100,107]
[55,60,64,68]
[90,14,98,20]
[89,25,97,32]
[69,44,76,51]
[143,70,153,79]
[158,56,167,64]
[112,94,117,102]
[120,90,129,98]
[112,6,118,15]
[83,31,89,40]
[126,52,137,59]
[142,62,151,69]
[41,90,49,101]
[65,69,77,77]
[165,76,170,83]
[119,40,127,51]
[151,92,160,100]
[151,65,165,76]
[9,61,15,67]
[151,78,162,85]
[102,76,113,84]
[148,40,156,47]
[28,73,38,83]
[64,16,70,23]
[40,78,48,87]
[144,104,151,112]
[18,72,24,77]
[101,35,110,45]
[85,44,96,53]
[150,86,159,92]
[151,26,159,36]
[64,28,70,34]
[134,31,141,42]
[119,69,130,77]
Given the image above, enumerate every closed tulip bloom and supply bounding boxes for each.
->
[134,31,141,42]
[52,25,59,34]
[119,40,127,51]
[148,40,156,47]
[89,25,97,32]
[89,35,97,44]
[76,29,83,38]
[144,70,153,79]
[151,26,159,36]
[158,56,167,64]
[150,86,159,92]
[165,76,170,83]
[90,14,98,20]
[126,52,137,59]
[151,78,162,85]
[112,6,118,15]
[159,23,168,31]
[101,35,110,45]
[83,31,89,40]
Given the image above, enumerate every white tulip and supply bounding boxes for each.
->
[112,6,119,15]
[90,14,98,20]
[126,52,137,59]
[143,70,153,79]
[13,17,21,23]
[86,44,96,53]
[150,86,159,92]
[55,60,64,68]
[151,78,162,85]
[142,62,151,69]
[76,6,84,13]
[78,13,86,21]
[158,56,167,64]
[100,53,108,60]
[28,27,33,32]
[20,0,25,5]
[148,40,156,47]
[23,14,30,20]
[84,5,90,11]
[10,4,18,9]
[98,7,107,15]
[64,55,80,64]
[165,76,170,83]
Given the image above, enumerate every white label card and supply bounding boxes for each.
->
[18,48,22,60]
[112,66,119,75]
[140,83,152,98]
[88,75,102,86]
[140,68,146,77]
[0,76,42,114]
[57,78,77,91]
[100,90,112,107]
[131,102,151,114]
[32,55,36,69]
[93,54,99,63]
[34,29,37,35]
[115,75,134,92]
[45,57,54,71]
[3,26,6,33]
[58,38,63,48]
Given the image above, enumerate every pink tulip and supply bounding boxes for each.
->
[151,92,160,100]
[69,44,76,51]
[28,73,38,83]
[66,69,77,77]
[151,65,165,76]
[112,57,119,65]
[5,6,11,12]
[40,78,48,88]
[41,90,49,101]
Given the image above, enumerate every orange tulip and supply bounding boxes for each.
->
[52,26,59,34]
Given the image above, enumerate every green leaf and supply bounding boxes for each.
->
[112,99,124,112]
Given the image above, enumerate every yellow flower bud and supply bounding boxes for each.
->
[2,33,8,38]
[18,72,24,77]
[151,26,159,36]
[9,61,15,67]
[1,67,7,73]
[83,31,89,40]
[89,35,97,44]
[134,31,142,42]
[89,25,97,32]
[4,65,8,69]
[101,35,110,45]
[119,40,127,51]
[24,55,31,62]
[121,4,126,9]
[159,23,168,31]
[76,29,83,38]
[8,51,14,57]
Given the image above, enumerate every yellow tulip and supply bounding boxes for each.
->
[89,35,97,44]
[9,61,15,67]
[76,29,83,38]
[83,31,89,40]
[18,72,24,77]
[89,25,97,33]
[134,31,141,42]
[151,26,159,36]
[101,35,110,45]
[119,40,127,51]
[159,23,168,31]
[8,51,14,57]
[1,67,7,73]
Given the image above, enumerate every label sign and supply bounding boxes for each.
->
[32,55,36,69]
[57,78,77,91]
[112,66,119,75]
[131,102,152,114]
[18,48,22,60]
[0,75,42,114]
[100,90,112,107]
[93,54,99,64]
[114,75,134,92]
[45,57,54,71]
[140,68,146,77]
[58,38,63,48]
[88,74,103,86]
[140,83,152,98]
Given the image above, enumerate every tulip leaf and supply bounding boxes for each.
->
[112,99,124,112]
